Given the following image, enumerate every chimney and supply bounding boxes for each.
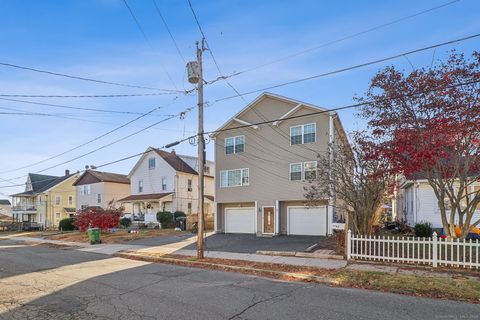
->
[171,149,176,155]
[65,169,70,176]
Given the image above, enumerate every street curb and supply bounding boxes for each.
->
[256,250,344,260]
[114,252,337,285]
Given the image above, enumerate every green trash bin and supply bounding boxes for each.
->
[87,228,101,244]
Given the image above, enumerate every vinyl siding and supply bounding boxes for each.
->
[214,96,336,233]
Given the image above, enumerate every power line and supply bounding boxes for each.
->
[152,0,186,64]
[0,92,182,98]
[0,106,195,184]
[122,0,179,90]
[0,97,172,116]
[210,33,480,103]
[2,78,478,190]
[0,106,166,174]
[0,61,183,93]
[205,79,480,137]
[207,0,461,80]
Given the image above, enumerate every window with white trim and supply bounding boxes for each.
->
[187,179,192,192]
[148,157,155,169]
[54,195,61,205]
[187,202,192,214]
[220,168,249,187]
[225,135,245,154]
[161,177,167,191]
[304,161,317,180]
[68,195,73,205]
[80,185,90,196]
[97,193,102,204]
[138,180,143,193]
[290,163,302,181]
[289,161,318,181]
[290,123,316,145]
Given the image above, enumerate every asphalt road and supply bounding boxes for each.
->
[0,241,478,320]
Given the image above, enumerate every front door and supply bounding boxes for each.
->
[263,207,275,234]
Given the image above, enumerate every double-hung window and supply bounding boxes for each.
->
[220,168,249,187]
[97,193,102,204]
[290,163,302,181]
[68,195,73,205]
[304,161,317,180]
[289,161,317,181]
[138,180,144,193]
[187,179,192,192]
[290,123,316,145]
[161,177,167,191]
[148,157,155,170]
[55,195,61,206]
[225,135,245,154]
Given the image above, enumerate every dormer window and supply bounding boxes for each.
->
[290,123,316,145]
[225,135,245,154]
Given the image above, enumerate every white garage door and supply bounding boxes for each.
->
[225,207,255,234]
[288,206,326,236]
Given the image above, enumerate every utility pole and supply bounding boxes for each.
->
[196,39,205,259]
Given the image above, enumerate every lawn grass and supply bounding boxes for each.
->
[29,229,188,244]
[118,252,480,303]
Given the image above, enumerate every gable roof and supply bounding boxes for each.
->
[36,174,76,193]
[211,92,329,138]
[128,147,199,177]
[0,199,11,205]
[152,149,198,175]
[73,170,130,186]
[29,173,59,192]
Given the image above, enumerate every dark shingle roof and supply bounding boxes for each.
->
[29,173,59,192]
[73,170,129,186]
[153,149,198,175]
[0,199,11,205]
[90,171,129,184]
[119,192,173,202]
[36,175,73,193]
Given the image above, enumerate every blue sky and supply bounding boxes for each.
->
[0,0,479,198]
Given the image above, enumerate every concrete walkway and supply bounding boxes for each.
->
[2,234,347,269]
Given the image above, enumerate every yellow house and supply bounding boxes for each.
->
[12,171,79,229]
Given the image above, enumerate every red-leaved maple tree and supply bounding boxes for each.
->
[360,51,480,239]
[74,207,122,232]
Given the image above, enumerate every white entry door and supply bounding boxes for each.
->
[225,207,255,234]
[287,206,327,236]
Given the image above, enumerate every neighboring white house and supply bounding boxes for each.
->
[0,199,12,217]
[119,147,215,225]
[394,177,480,229]
[73,170,131,212]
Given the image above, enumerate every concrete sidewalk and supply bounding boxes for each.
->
[3,234,347,269]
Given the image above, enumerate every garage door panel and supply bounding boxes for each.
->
[288,206,326,236]
[225,208,255,234]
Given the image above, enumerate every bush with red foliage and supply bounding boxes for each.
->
[74,207,122,232]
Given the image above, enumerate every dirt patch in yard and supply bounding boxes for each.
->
[116,252,480,303]
[36,229,189,244]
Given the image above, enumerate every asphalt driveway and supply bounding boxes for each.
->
[185,233,324,254]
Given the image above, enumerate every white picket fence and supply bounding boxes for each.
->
[347,230,480,269]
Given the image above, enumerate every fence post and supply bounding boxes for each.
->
[432,232,438,268]
[347,229,352,260]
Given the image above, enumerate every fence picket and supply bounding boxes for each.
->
[348,232,479,269]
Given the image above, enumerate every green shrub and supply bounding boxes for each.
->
[414,222,433,238]
[58,217,76,231]
[174,211,186,219]
[119,217,132,228]
[156,211,173,227]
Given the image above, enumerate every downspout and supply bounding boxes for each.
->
[327,112,335,235]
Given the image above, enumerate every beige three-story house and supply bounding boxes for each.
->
[212,92,348,236]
